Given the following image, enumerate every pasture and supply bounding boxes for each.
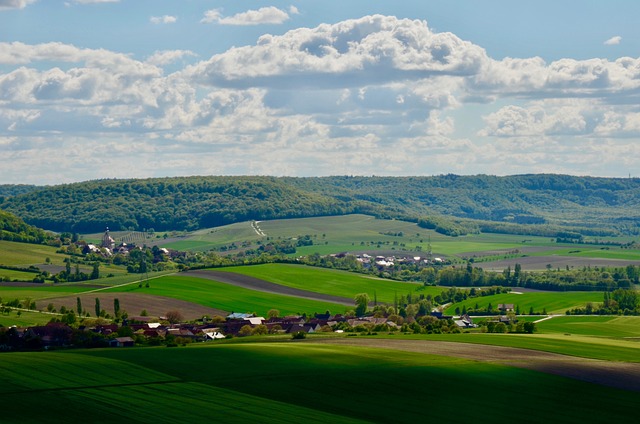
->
[154,214,640,270]
[535,315,640,338]
[0,240,67,268]
[444,290,604,315]
[215,263,439,304]
[1,340,638,423]
[104,275,349,317]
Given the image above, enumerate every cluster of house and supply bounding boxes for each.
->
[80,228,175,259]
[345,253,446,269]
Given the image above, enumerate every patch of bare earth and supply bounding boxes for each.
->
[40,293,227,320]
[310,338,640,392]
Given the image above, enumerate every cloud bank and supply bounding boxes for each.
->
[2,15,640,183]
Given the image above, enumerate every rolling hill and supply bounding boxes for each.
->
[1,174,640,236]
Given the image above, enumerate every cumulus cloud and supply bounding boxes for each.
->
[146,50,196,66]
[189,15,488,87]
[150,15,177,24]
[0,0,36,10]
[201,6,291,25]
[5,15,640,182]
[604,36,622,45]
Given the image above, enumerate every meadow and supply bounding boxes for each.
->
[156,214,640,270]
[535,315,640,338]
[216,263,441,303]
[104,275,348,317]
[444,290,604,315]
[0,240,67,268]
[1,340,638,423]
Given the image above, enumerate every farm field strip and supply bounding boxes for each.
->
[444,291,603,315]
[535,315,640,337]
[205,263,440,303]
[103,275,349,316]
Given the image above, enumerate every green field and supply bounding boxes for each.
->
[0,309,59,327]
[156,215,640,269]
[105,275,348,316]
[217,263,441,303]
[0,268,40,281]
[444,291,603,315]
[535,315,640,338]
[0,340,637,423]
[0,240,68,268]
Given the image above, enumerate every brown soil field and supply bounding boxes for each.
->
[311,338,640,392]
[477,255,640,271]
[187,269,356,306]
[40,292,227,320]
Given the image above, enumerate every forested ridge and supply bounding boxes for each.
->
[1,174,640,235]
[0,209,49,243]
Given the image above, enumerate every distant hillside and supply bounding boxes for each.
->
[1,174,640,236]
[0,184,40,199]
[0,209,50,243]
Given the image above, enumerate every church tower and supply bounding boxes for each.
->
[101,227,115,249]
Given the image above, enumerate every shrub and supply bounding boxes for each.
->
[291,331,306,340]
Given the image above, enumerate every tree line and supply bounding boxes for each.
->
[2,174,640,236]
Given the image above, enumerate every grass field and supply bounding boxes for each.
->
[0,240,68,268]
[0,268,40,281]
[0,309,59,327]
[444,291,603,315]
[216,263,441,303]
[535,315,640,338]
[104,275,349,316]
[0,340,637,423]
[409,333,640,362]
[154,214,640,270]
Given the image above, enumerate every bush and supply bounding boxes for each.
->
[291,331,306,340]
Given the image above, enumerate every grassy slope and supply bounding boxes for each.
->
[216,263,441,303]
[444,291,603,315]
[104,275,349,316]
[0,240,68,267]
[0,341,634,423]
[535,315,640,338]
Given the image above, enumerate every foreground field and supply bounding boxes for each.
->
[2,338,639,423]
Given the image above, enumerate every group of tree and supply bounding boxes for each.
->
[566,289,640,315]
[2,174,640,236]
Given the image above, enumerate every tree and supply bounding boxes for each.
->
[238,325,253,337]
[267,309,280,319]
[94,298,100,318]
[165,310,183,324]
[114,298,120,317]
[251,325,268,335]
[76,297,82,316]
[354,293,370,317]
[91,262,100,280]
[523,321,537,334]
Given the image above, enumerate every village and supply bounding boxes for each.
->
[0,307,488,351]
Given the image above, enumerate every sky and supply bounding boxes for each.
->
[2,0,640,185]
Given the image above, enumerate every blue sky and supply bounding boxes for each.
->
[2,0,640,184]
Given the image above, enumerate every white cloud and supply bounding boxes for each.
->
[289,6,300,15]
[5,15,640,182]
[150,15,177,25]
[201,6,291,26]
[188,15,488,87]
[0,0,36,10]
[146,50,196,66]
[604,36,622,46]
